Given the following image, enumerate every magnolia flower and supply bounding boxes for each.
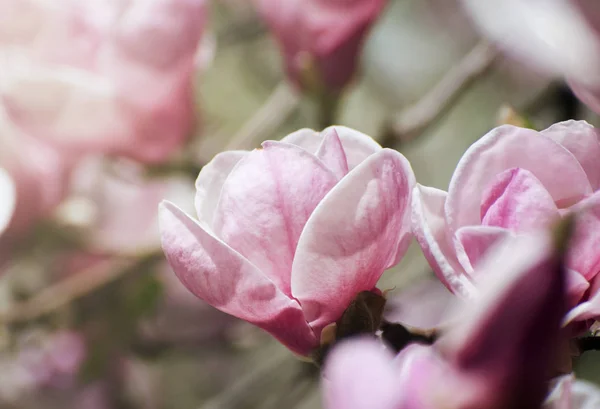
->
[461,0,600,114]
[412,121,600,328]
[159,127,415,356]
[0,0,207,163]
[324,232,567,409]
[253,0,388,94]
[0,168,15,236]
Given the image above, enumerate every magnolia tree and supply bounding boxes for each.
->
[2,0,600,408]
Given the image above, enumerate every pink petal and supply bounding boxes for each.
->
[567,191,600,280]
[446,125,591,237]
[323,338,401,409]
[383,278,453,330]
[330,126,382,169]
[480,167,560,231]
[291,149,415,332]
[565,269,589,309]
[159,201,317,355]
[564,289,600,325]
[316,128,349,179]
[411,185,473,296]
[194,150,247,229]
[454,225,512,275]
[542,120,600,190]
[280,126,381,169]
[0,168,15,235]
[212,141,338,297]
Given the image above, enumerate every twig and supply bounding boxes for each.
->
[224,82,300,151]
[387,41,498,143]
[199,346,294,409]
[0,251,163,324]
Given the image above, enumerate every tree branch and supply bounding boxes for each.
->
[386,41,498,143]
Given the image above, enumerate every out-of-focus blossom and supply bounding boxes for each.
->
[0,110,71,239]
[461,0,600,114]
[412,121,600,329]
[0,167,15,236]
[324,232,567,409]
[253,0,388,94]
[0,331,86,402]
[0,0,207,164]
[64,158,194,255]
[160,127,415,356]
[545,375,600,409]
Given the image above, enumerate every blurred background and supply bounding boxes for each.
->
[0,0,599,408]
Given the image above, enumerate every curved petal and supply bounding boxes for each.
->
[323,338,400,409]
[0,168,15,235]
[411,185,473,296]
[325,126,382,169]
[564,290,600,324]
[542,120,600,190]
[566,269,589,309]
[212,141,338,297]
[316,128,348,179]
[291,149,415,332]
[280,126,381,169]
[159,201,317,355]
[567,191,600,280]
[446,125,591,237]
[280,128,321,152]
[480,167,559,231]
[194,150,247,229]
[454,225,512,276]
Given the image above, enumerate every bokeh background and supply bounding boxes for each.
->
[1,0,599,408]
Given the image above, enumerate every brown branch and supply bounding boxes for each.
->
[0,251,163,324]
[224,82,300,151]
[387,41,498,143]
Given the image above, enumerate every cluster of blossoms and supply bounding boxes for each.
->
[161,120,600,408]
[4,0,600,407]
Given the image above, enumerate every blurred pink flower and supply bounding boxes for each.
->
[0,111,72,240]
[253,0,388,94]
[412,121,600,329]
[0,0,207,164]
[324,232,567,409]
[461,0,600,115]
[159,127,415,356]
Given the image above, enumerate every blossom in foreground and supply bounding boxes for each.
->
[324,232,567,409]
[461,0,600,115]
[159,127,415,356]
[412,121,600,327]
[253,0,388,95]
[0,0,207,163]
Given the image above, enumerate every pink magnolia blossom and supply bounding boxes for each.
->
[461,0,600,115]
[0,0,207,164]
[159,127,415,356]
[412,121,600,329]
[253,0,388,94]
[324,232,567,409]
